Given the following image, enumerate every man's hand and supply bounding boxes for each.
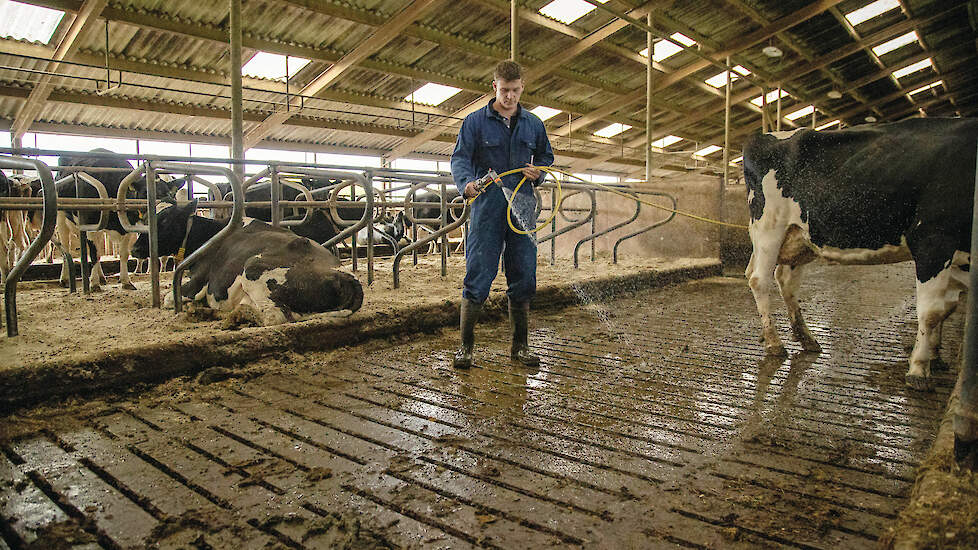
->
[463,180,480,199]
[520,164,541,182]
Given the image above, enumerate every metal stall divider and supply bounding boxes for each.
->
[613,191,678,264]
[1,156,57,337]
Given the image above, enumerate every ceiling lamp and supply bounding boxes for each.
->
[827,89,843,99]
[762,45,783,58]
[865,116,878,122]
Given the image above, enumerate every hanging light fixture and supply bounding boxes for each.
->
[762,45,783,58]
[827,89,843,99]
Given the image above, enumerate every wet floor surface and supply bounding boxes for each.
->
[0,263,961,549]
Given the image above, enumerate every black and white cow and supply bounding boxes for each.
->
[50,149,184,290]
[743,118,976,390]
[132,200,363,325]
[0,171,13,282]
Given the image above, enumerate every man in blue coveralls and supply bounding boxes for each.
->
[450,60,554,369]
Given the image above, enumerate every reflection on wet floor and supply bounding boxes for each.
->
[0,263,960,549]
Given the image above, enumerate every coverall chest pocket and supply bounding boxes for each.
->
[478,137,504,169]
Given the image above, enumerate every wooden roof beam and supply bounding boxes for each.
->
[242,0,446,150]
[550,0,848,138]
[606,3,970,154]
[382,0,662,163]
[11,0,107,138]
[0,84,657,170]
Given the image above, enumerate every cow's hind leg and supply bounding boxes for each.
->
[116,232,137,290]
[907,266,965,390]
[775,263,820,352]
[746,241,787,356]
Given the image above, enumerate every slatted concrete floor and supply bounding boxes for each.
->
[0,263,960,549]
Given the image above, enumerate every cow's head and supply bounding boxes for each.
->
[129,175,187,201]
[131,199,198,259]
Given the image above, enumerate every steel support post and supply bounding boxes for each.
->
[954,141,978,470]
[645,12,653,186]
[761,87,769,133]
[146,162,161,308]
[511,0,519,61]
[776,84,782,131]
[229,0,244,179]
[721,56,731,258]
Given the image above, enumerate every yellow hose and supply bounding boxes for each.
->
[470,166,749,234]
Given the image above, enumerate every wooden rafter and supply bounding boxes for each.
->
[550,0,849,138]
[241,0,446,150]
[381,0,663,163]
[11,0,107,138]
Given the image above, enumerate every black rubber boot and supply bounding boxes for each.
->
[509,299,540,367]
[452,298,481,368]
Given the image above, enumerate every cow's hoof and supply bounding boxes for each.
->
[905,374,933,392]
[765,344,788,357]
[954,436,978,471]
[121,281,137,291]
[800,339,822,353]
[931,356,950,372]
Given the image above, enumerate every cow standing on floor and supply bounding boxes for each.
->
[743,118,976,390]
[50,149,184,290]
[131,200,363,326]
[0,171,14,283]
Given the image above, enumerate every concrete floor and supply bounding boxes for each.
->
[0,263,960,549]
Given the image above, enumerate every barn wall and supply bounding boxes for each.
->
[544,176,751,262]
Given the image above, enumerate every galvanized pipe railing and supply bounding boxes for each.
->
[537,185,596,244]
[392,202,470,289]
[1,156,57,337]
[164,162,243,313]
[613,191,678,264]
[574,193,641,269]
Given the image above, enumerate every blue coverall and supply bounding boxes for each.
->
[451,99,555,304]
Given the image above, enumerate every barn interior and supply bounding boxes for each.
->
[1,0,978,548]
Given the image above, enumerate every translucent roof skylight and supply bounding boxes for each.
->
[784,105,816,121]
[530,106,562,121]
[845,0,900,26]
[816,120,840,130]
[908,80,943,96]
[651,135,682,148]
[872,31,919,56]
[729,155,744,165]
[593,123,631,138]
[538,0,608,25]
[892,58,933,79]
[639,33,696,62]
[0,1,65,43]
[751,89,790,107]
[404,83,462,106]
[242,52,311,81]
[694,145,722,158]
[704,65,751,88]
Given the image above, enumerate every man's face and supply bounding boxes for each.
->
[493,78,524,110]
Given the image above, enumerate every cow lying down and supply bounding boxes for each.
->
[132,200,363,326]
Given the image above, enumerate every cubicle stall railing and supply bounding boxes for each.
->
[0,156,57,337]
[2,150,679,335]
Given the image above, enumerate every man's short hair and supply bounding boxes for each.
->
[494,61,523,82]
